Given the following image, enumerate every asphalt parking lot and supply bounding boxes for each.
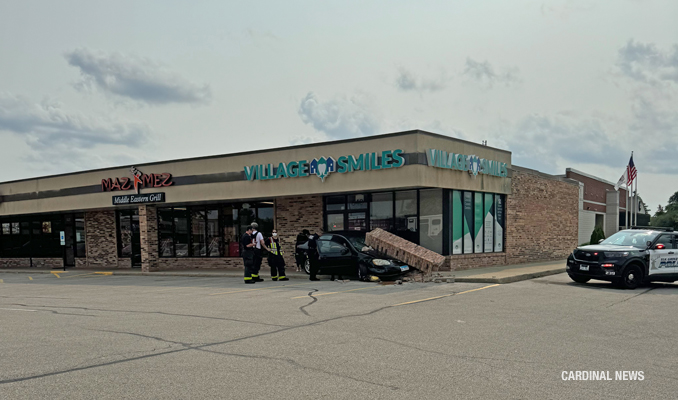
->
[1,271,677,399]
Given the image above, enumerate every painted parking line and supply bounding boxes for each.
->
[59,272,99,280]
[50,271,64,278]
[209,282,317,296]
[0,279,3,283]
[291,286,379,299]
[28,277,33,281]
[392,284,500,306]
[95,272,113,276]
[0,308,37,312]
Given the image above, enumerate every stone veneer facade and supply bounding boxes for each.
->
[84,210,118,269]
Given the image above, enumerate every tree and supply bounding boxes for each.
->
[650,191,678,229]
[669,191,678,206]
[590,227,605,245]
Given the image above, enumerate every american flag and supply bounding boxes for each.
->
[627,155,637,185]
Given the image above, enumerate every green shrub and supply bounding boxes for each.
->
[590,227,605,245]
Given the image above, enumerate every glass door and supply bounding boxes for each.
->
[118,210,141,267]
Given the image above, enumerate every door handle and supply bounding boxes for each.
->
[669,252,675,255]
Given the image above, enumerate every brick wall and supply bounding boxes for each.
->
[505,168,579,264]
[85,210,118,269]
[0,258,63,268]
[566,170,628,210]
[140,205,159,272]
[158,258,243,270]
[446,253,507,271]
[275,195,324,267]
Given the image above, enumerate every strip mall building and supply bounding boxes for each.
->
[0,130,579,272]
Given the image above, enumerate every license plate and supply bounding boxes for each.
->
[580,264,589,271]
[400,266,409,272]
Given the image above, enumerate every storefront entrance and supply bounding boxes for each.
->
[117,210,141,267]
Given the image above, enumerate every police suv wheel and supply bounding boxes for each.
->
[304,259,311,275]
[620,266,641,290]
[568,274,590,284]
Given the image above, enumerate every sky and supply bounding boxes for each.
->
[0,0,677,211]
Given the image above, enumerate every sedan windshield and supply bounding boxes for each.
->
[346,236,368,250]
[600,230,659,247]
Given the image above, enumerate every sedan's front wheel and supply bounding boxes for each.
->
[304,258,311,275]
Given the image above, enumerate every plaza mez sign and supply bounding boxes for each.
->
[101,166,173,193]
[244,149,405,182]
[426,149,508,178]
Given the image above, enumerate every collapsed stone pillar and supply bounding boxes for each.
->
[365,228,445,276]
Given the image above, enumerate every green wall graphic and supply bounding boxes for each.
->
[452,191,462,255]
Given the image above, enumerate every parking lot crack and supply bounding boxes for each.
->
[194,348,399,390]
[605,287,655,308]
[7,303,288,327]
[299,288,319,317]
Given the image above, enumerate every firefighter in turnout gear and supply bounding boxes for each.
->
[267,229,288,281]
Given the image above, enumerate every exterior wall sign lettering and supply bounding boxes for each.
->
[244,149,405,182]
[426,149,508,178]
[102,166,173,193]
[112,192,166,205]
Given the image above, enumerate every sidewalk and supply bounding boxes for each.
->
[438,260,566,284]
[2,260,567,284]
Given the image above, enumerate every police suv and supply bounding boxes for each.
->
[567,228,678,289]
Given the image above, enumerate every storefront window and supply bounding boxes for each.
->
[348,194,367,210]
[255,202,274,236]
[370,192,393,231]
[207,209,220,257]
[174,208,189,257]
[2,223,9,235]
[395,190,418,243]
[158,208,174,257]
[75,214,86,257]
[119,213,133,258]
[327,214,344,231]
[223,205,238,257]
[419,189,443,254]
[11,222,20,235]
[42,221,52,234]
[191,210,206,257]
[348,212,366,231]
[326,196,346,211]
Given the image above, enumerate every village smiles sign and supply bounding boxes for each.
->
[426,149,508,178]
[244,150,405,182]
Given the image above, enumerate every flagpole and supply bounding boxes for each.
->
[634,177,638,226]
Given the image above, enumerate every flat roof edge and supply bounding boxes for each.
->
[0,129,511,185]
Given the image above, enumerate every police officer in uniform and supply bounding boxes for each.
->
[267,229,288,281]
[295,229,310,272]
[241,226,257,284]
[307,232,320,281]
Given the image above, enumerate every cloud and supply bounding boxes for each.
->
[616,40,678,85]
[0,92,150,151]
[298,92,381,140]
[463,58,521,88]
[65,48,212,105]
[395,68,447,92]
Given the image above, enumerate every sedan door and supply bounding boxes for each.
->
[317,239,352,274]
[648,234,678,278]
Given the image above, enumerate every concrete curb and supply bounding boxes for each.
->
[451,268,566,284]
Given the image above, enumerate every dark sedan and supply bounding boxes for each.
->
[296,232,411,279]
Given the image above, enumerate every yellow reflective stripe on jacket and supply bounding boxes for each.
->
[269,239,285,256]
